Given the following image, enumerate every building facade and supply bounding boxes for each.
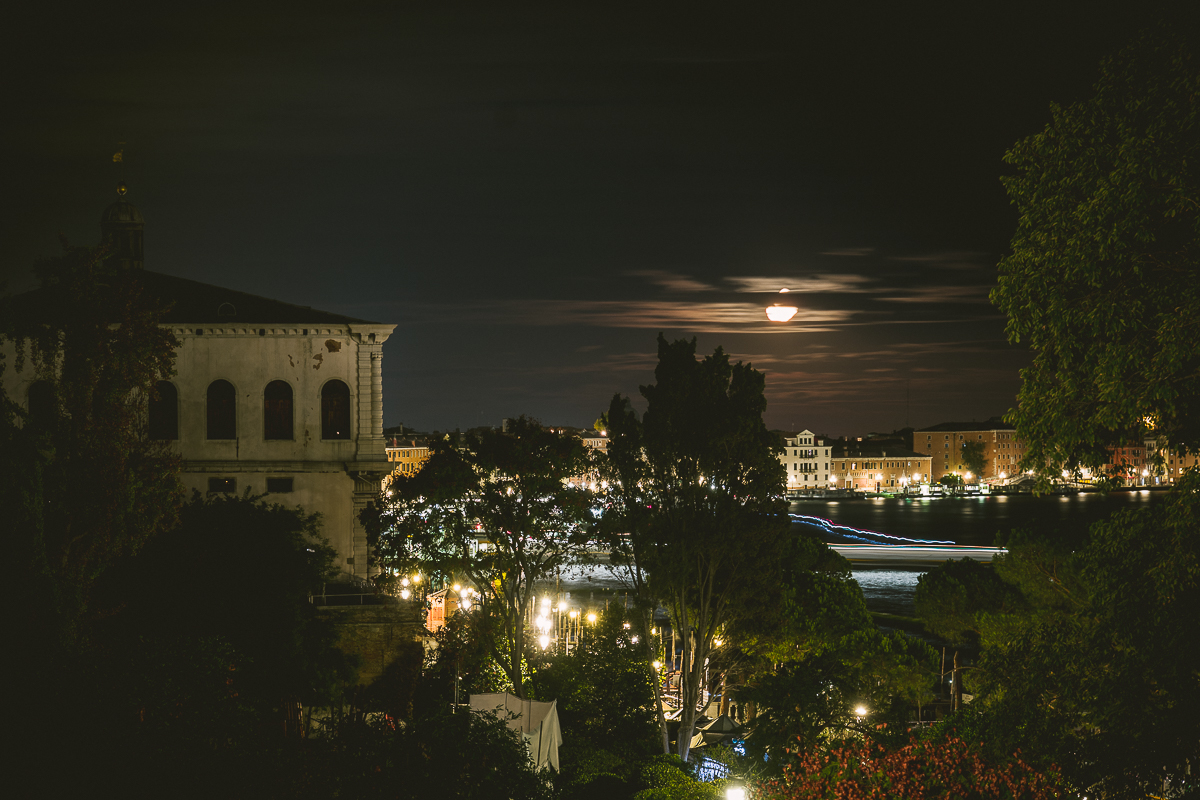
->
[911,418,1027,482]
[780,430,832,490]
[829,440,932,492]
[2,193,394,581]
[386,436,432,479]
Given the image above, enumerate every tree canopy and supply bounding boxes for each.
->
[2,241,181,651]
[992,33,1200,474]
[373,416,593,697]
[601,334,790,760]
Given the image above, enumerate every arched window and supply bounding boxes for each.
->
[321,380,351,440]
[27,381,55,428]
[264,380,293,440]
[148,381,179,440]
[207,380,237,440]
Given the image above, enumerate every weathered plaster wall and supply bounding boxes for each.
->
[318,602,425,685]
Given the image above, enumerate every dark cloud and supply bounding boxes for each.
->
[4,2,1190,435]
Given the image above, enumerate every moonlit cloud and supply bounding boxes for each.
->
[878,285,993,303]
[627,270,717,292]
[889,251,993,271]
[390,298,859,333]
[726,274,878,294]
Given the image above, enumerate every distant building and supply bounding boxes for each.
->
[829,439,932,492]
[1156,442,1200,484]
[2,189,395,581]
[911,418,1026,482]
[1095,441,1149,486]
[386,435,432,479]
[779,430,832,490]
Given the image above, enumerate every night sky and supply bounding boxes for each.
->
[4,2,1193,436]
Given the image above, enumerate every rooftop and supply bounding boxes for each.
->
[3,270,375,326]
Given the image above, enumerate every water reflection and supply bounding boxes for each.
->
[794,491,1164,547]
[853,569,923,616]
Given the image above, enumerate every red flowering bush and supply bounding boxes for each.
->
[754,736,1064,799]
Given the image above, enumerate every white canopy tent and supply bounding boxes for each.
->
[469,693,563,771]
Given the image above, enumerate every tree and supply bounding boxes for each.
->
[1,242,181,648]
[914,558,1024,646]
[991,33,1200,475]
[595,393,673,753]
[963,471,1200,796]
[534,607,661,798]
[602,334,790,760]
[104,492,359,712]
[373,416,592,698]
[961,441,987,482]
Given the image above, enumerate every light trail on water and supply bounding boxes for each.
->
[790,513,955,545]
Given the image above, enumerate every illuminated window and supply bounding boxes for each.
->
[321,380,351,440]
[148,380,179,440]
[264,380,293,440]
[207,380,236,439]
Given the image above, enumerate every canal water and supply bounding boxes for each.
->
[556,490,1167,618]
[797,490,1167,615]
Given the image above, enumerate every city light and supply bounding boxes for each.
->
[586,612,597,624]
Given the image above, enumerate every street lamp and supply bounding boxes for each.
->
[725,777,747,800]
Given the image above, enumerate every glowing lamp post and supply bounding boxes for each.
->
[765,288,799,322]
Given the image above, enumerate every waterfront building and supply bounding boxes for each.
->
[780,430,832,490]
[829,439,932,492]
[911,418,1026,482]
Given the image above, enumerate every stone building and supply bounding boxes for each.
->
[780,430,832,490]
[911,418,1026,482]
[386,435,433,479]
[829,439,932,492]
[2,190,394,581]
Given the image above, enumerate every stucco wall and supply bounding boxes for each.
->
[179,469,355,562]
[170,327,360,461]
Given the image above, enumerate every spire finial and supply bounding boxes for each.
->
[112,142,127,197]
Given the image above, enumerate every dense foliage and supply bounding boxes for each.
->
[373,416,593,697]
[600,335,791,760]
[992,33,1200,474]
[2,242,182,650]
